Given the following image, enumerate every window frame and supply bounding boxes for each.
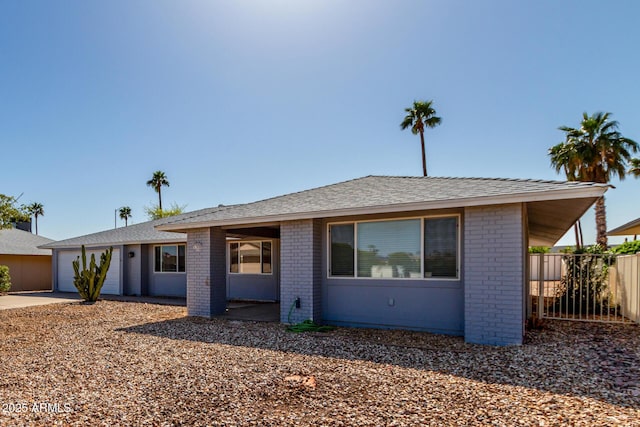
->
[153,244,187,274]
[228,240,274,275]
[327,214,460,281]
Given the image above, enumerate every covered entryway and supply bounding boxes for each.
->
[56,248,121,295]
[225,226,280,302]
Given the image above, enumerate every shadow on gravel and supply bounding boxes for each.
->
[118,317,640,409]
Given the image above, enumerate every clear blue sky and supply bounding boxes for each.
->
[1,0,639,246]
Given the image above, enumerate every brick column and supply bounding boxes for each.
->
[464,204,525,345]
[186,227,227,317]
[280,219,322,324]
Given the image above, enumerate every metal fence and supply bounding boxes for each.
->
[529,253,640,324]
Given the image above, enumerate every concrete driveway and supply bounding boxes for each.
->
[0,292,80,310]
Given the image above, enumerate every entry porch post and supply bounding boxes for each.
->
[186,227,227,317]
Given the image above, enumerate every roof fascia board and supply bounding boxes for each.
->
[157,187,607,232]
[40,237,187,250]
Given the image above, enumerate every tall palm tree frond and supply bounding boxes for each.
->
[146,171,170,211]
[119,206,132,226]
[26,202,44,235]
[549,111,638,247]
[400,100,442,176]
[629,158,640,177]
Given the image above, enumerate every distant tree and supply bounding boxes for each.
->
[26,202,44,235]
[630,158,640,177]
[400,100,442,177]
[119,206,132,226]
[145,203,185,220]
[146,171,170,211]
[0,194,29,229]
[549,112,639,247]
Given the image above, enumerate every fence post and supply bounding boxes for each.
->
[538,254,545,319]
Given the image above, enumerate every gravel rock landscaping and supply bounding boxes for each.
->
[1,300,639,426]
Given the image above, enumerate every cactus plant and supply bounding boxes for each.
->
[72,245,113,302]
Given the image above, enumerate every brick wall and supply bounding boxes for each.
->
[186,227,226,317]
[280,219,323,324]
[464,203,525,345]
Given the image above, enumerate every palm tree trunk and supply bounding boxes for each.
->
[573,222,581,249]
[420,131,427,177]
[594,196,608,248]
[158,186,163,211]
[578,220,583,248]
[35,215,38,235]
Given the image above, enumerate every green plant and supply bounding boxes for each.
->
[400,99,442,176]
[0,265,11,293]
[528,246,550,254]
[612,240,640,255]
[72,246,113,302]
[557,245,615,314]
[144,202,185,220]
[0,194,29,229]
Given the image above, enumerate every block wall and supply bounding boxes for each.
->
[464,203,525,345]
[280,219,323,324]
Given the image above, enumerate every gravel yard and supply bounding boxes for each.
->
[0,301,639,426]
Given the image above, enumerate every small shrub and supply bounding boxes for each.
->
[529,246,550,254]
[613,240,640,255]
[0,265,11,293]
[557,245,615,314]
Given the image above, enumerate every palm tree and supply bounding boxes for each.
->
[400,100,442,176]
[146,171,170,211]
[119,206,132,226]
[548,143,585,248]
[26,202,44,235]
[549,112,639,247]
[630,158,640,177]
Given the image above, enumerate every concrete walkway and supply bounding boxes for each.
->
[0,292,275,322]
[220,302,280,322]
[0,292,80,310]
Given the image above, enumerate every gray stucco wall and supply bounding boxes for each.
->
[464,203,525,346]
[147,244,186,297]
[124,244,142,295]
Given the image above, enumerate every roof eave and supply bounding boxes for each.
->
[608,217,640,236]
[157,186,608,232]
[40,236,187,250]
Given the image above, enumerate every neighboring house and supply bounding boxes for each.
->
[609,217,640,240]
[156,175,608,346]
[0,228,53,291]
[40,219,187,297]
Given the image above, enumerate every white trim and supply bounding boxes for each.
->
[156,186,607,232]
[153,244,187,274]
[228,239,274,276]
[42,239,186,250]
[327,214,461,281]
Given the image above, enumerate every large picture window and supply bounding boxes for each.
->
[229,241,272,274]
[329,216,459,280]
[154,244,186,273]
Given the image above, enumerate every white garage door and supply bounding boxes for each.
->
[57,249,121,295]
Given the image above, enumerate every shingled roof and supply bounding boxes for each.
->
[157,175,608,231]
[0,228,53,255]
[40,218,186,249]
[608,217,640,236]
